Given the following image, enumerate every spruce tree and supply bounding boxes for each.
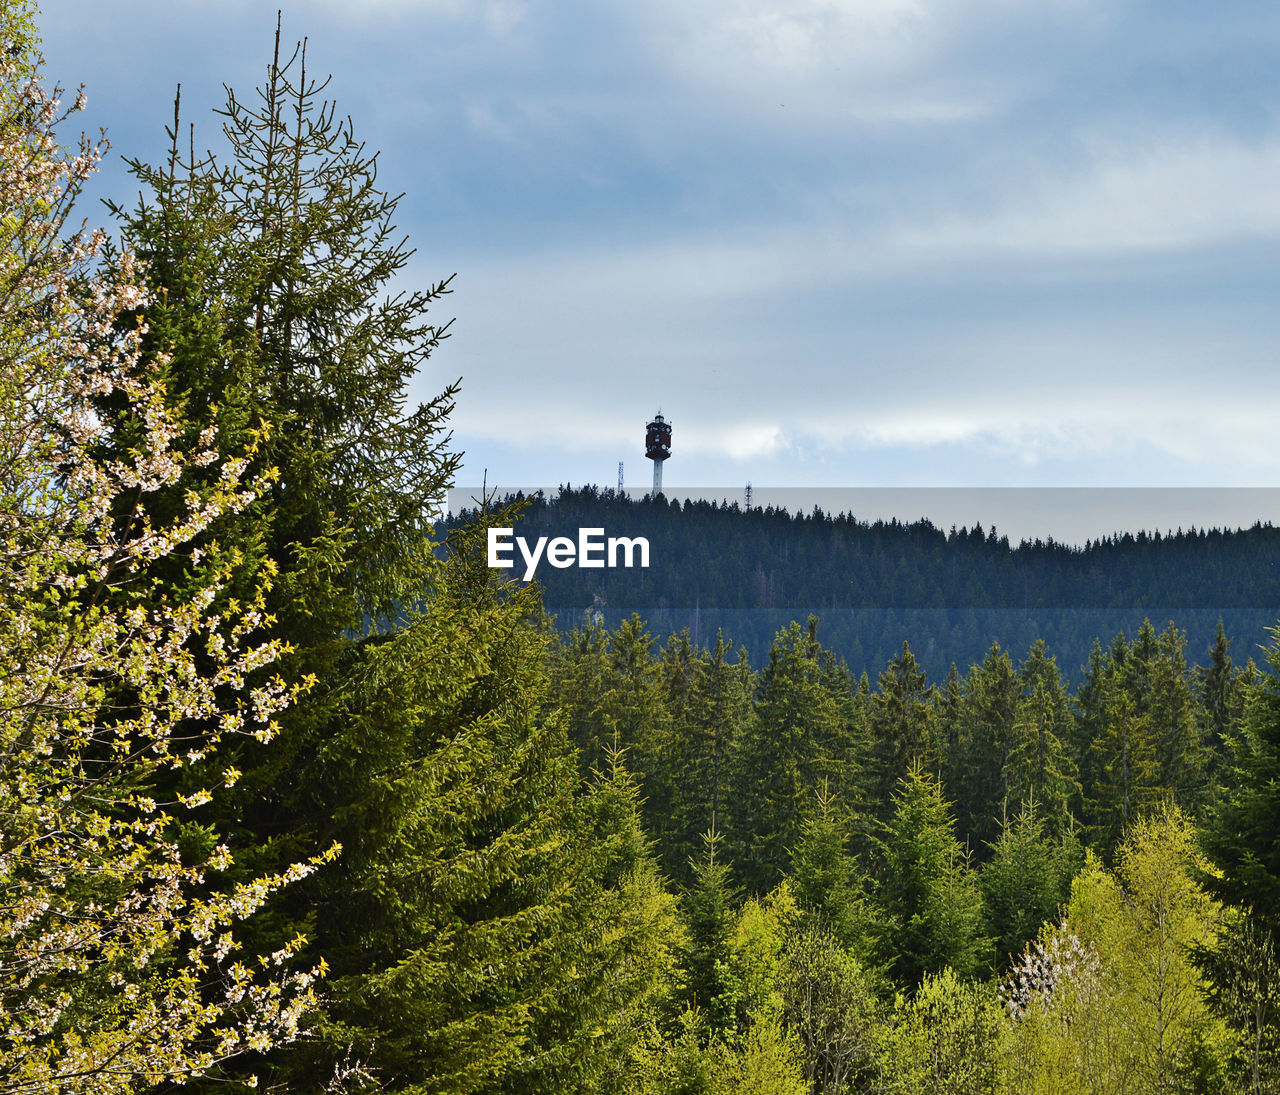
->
[949,642,1020,853]
[789,783,870,953]
[683,828,741,1019]
[870,764,989,985]
[980,803,1078,970]
[727,618,843,892]
[284,532,585,1094]
[1005,643,1078,834]
[1193,630,1280,1090]
[97,27,670,1092]
[867,641,935,819]
[662,632,753,886]
[1197,619,1239,784]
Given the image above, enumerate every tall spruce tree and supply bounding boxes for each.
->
[1005,640,1078,833]
[868,641,935,819]
[727,618,843,892]
[949,642,1020,853]
[99,27,669,1093]
[661,632,754,886]
[1197,625,1280,1084]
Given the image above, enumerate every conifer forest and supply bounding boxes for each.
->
[6,3,1280,1092]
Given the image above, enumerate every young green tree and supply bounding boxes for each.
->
[874,968,1005,1095]
[779,929,879,1095]
[870,765,989,985]
[681,827,742,1035]
[1194,910,1280,1095]
[980,803,1079,970]
[788,783,869,954]
[528,744,684,1095]
[1066,807,1230,1095]
[1087,632,1160,858]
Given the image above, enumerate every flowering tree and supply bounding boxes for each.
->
[0,5,333,1090]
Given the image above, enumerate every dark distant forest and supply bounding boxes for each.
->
[448,487,1280,680]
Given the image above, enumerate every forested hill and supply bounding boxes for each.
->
[449,487,1280,678]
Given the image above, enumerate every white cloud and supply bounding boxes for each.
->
[898,132,1280,259]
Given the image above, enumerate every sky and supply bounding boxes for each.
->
[39,1,1280,538]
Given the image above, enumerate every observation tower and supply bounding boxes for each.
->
[645,412,671,496]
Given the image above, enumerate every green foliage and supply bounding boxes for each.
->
[1007,639,1079,831]
[112,26,460,642]
[1026,808,1233,1095]
[789,783,871,954]
[727,618,850,892]
[662,633,754,885]
[534,746,685,1095]
[779,929,879,1095]
[949,642,1020,852]
[868,643,935,814]
[276,537,579,1093]
[980,802,1080,969]
[1200,625,1280,927]
[717,883,799,1037]
[874,968,1006,1095]
[0,6,336,1087]
[682,829,741,1020]
[871,765,989,984]
[1198,623,1280,1090]
[1193,911,1280,1094]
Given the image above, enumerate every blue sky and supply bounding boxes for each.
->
[40,1,1280,531]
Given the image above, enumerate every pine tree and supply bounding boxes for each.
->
[1149,622,1205,810]
[110,22,460,641]
[1088,631,1159,858]
[870,764,989,984]
[546,618,612,763]
[596,614,670,781]
[278,533,586,1094]
[1197,626,1280,1080]
[980,803,1078,969]
[100,28,669,1093]
[949,642,1020,852]
[1197,619,1247,792]
[867,642,935,819]
[524,746,684,1094]
[1005,643,1078,834]
[683,828,741,1019]
[103,23,465,932]
[727,619,843,892]
[789,783,869,953]
[662,633,753,886]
